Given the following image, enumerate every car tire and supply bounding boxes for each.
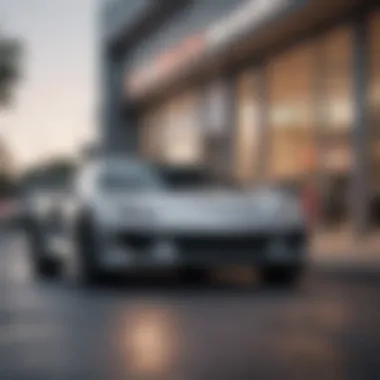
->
[26,220,59,279]
[31,256,59,279]
[180,267,207,285]
[261,265,303,287]
[69,214,102,288]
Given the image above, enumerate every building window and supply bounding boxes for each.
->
[369,11,380,228]
[140,90,204,166]
[267,41,316,183]
[235,69,261,185]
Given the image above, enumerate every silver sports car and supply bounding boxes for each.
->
[24,158,307,286]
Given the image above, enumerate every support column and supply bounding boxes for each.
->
[314,35,329,229]
[101,51,139,156]
[225,77,238,183]
[352,16,370,235]
[257,64,268,183]
[203,77,236,183]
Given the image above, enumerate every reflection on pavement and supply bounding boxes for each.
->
[1,230,380,380]
[117,306,180,379]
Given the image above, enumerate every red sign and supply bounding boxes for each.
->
[126,33,205,98]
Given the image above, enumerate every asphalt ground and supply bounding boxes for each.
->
[1,227,380,380]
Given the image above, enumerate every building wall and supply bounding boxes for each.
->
[102,0,249,155]
[135,5,380,233]
[101,0,153,41]
[101,0,380,241]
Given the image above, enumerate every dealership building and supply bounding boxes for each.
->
[101,0,380,240]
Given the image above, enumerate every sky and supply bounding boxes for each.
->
[0,0,97,171]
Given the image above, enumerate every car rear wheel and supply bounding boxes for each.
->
[261,265,303,287]
[26,220,59,279]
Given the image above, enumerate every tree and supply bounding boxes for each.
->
[0,32,22,197]
[0,32,21,107]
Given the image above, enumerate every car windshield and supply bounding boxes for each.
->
[156,166,227,190]
[99,163,164,191]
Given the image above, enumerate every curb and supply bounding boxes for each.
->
[311,258,380,281]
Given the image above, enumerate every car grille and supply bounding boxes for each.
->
[173,231,306,256]
[116,233,155,252]
[115,231,306,257]
[173,235,268,253]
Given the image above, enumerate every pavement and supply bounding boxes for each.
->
[1,227,380,380]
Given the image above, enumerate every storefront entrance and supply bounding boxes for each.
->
[133,3,380,253]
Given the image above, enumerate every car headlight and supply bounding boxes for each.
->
[152,240,178,261]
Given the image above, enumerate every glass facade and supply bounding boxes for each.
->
[138,7,380,235]
[230,26,356,230]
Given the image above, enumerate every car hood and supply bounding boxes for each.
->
[95,190,303,232]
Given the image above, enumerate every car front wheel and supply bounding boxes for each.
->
[67,214,102,287]
[25,219,58,279]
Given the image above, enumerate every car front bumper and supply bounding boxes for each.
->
[98,229,307,270]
